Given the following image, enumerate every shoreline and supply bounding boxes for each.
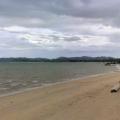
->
[0,70,116,98]
[0,71,120,120]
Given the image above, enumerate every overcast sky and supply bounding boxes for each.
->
[0,0,120,58]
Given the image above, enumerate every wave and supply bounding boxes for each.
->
[116,64,120,71]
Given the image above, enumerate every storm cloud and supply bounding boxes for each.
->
[0,0,119,57]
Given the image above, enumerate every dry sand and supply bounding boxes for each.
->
[0,72,120,120]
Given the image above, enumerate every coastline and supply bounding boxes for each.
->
[0,70,116,98]
[0,71,120,120]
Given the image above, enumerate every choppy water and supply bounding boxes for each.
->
[0,62,116,95]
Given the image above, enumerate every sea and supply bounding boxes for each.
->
[0,62,117,95]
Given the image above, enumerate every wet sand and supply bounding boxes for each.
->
[0,72,120,120]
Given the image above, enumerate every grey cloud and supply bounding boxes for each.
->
[63,36,81,41]
[0,0,119,21]
[80,0,92,4]
[109,33,120,43]
[0,0,119,57]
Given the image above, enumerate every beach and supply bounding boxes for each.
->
[0,71,120,120]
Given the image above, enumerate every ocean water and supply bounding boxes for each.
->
[0,62,116,95]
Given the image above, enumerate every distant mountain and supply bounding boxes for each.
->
[0,56,118,62]
[51,56,115,62]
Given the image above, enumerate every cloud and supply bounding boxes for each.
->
[0,26,111,51]
[0,0,119,57]
[0,24,119,55]
[0,0,119,27]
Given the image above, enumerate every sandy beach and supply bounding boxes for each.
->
[0,72,120,120]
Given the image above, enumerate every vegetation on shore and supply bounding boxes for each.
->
[0,56,119,63]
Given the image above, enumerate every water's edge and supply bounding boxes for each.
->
[0,70,117,98]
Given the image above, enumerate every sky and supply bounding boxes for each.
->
[0,0,120,58]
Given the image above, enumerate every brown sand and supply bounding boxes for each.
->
[0,72,120,120]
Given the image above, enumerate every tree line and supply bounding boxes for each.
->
[0,56,119,63]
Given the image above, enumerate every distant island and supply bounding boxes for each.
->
[0,56,119,63]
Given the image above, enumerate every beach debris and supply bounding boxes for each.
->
[111,82,120,93]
